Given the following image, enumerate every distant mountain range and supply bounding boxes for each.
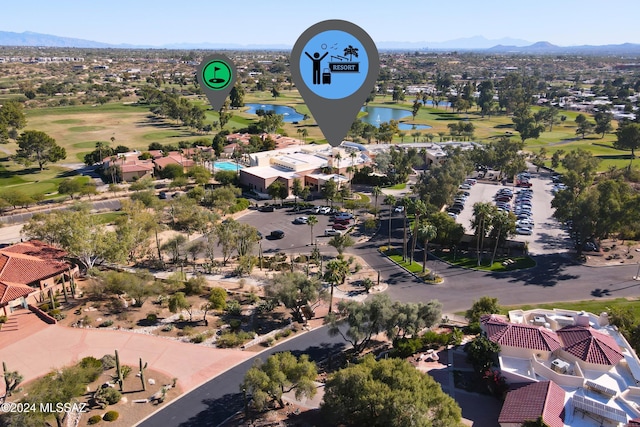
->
[1,30,640,55]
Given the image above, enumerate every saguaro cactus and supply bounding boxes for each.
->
[115,350,123,391]
[139,358,148,391]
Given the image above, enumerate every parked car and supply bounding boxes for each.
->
[259,205,275,212]
[293,216,308,224]
[332,223,349,230]
[459,183,472,190]
[270,230,285,239]
[334,212,353,220]
[320,206,332,214]
[516,227,533,235]
[447,212,457,219]
[158,191,168,199]
[394,205,405,213]
[333,218,351,225]
[516,180,532,188]
[324,229,343,236]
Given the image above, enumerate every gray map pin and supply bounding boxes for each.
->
[197,54,237,110]
[291,20,379,147]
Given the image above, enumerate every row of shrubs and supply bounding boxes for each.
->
[390,329,463,359]
[88,410,119,424]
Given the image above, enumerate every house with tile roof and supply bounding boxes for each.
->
[0,241,77,317]
[483,309,640,426]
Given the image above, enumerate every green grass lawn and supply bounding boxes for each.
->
[501,298,640,318]
[0,161,81,197]
[388,252,424,274]
[434,250,536,272]
[385,183,406,190]
[92,211,126,224]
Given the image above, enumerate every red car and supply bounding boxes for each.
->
[516,180,532,188]
[333,218,351,225]
[332,223,349,230]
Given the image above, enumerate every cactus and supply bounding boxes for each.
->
[61,276,68,303]
[49,288,56,309]
[3,361,23,397]
[114,350,123,391]
[69,268,76,297]
[139,358,148,391]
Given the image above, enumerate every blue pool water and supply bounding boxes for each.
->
[245,103,305,123]
[213,161,243,171]
[359,106,432,130]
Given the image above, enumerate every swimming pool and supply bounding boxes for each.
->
[213,161,243,171]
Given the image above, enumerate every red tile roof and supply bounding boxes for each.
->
[482,316,562,352]
[557,325,624,366]
[498,381,565,427]
[0,241,70,288]
[1,240,67,260]
[0,281,35,304]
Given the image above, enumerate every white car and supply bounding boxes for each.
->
[319,206,331,214]
[394,205,405,213]
[324,229,343,236]
[334,212,353,220]
[516,227,533,235]
[293,216,308,224]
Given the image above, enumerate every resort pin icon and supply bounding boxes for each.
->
[290,20,379,147]
[197,54,237,110]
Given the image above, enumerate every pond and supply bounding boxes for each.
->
[359,106,432,130]
[245,103,305,123]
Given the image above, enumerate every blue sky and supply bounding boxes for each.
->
[2,0,640,46]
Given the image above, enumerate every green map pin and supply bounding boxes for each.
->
[197,54,237,110]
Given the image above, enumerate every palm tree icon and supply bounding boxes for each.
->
[343,45,359,61]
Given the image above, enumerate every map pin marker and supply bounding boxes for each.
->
[291,20,379,147]
[197,54,237,110]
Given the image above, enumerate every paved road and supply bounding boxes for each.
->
[0,199,122,224]
[138,325,346,427]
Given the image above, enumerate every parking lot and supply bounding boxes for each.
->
[237,206,344,256]
[454,170,572,255]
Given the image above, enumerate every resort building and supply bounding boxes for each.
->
[479,309,640,426]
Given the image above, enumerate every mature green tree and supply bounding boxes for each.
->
[327,233,355,257]
[23,206,123,270]
[615,122,640,164]
[168,291,193,321]
[594,111,613,138]
[242,352,317,410]
[160,163,185,179]
[188,165,212,185]
[489,210,516,265]
[322,179,338,207]
[322,355,463,427]
[464,335,501,373]
[229,83,245,108]
[14,130,66,170]
[267,180,288,204]
[575,120,594,139]
[477,80,495,118]
[512,107,545,143]
[205,185,241,214]
[371,186,382,217]
[465,296,501,324]
[57,177,88,200]
[267,271,325,322]
[411,100,421,120]
[326,294,390,354]
[291,178,304,207]
[387,299,442,340]
[161,234,188,264]
[0,99,27,130]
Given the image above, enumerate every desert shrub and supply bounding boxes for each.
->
[191,333,208,343]
[247,292,260,304]
[80,356,103,370]
[88,414,102,424]
[421,330,450,347]
[100,354,116,370]
[177,326,194,337]
[103,410,119,422]
[40,303,50,312]
[95,386,122,405]
[50,309,66,320]
[226,300,242,316]
[146,313,158,323]
[98,320,114,328]
[162,324,174,332]
[229,198,250,213]
[391,336,424,358]
[228,319,241,331]
[216,331,253,348]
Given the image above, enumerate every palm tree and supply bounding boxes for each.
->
[418,222,437,273]
[472,202,495,266]
[324,259,349,312]
[372,186,382,217]
[401,196,411,261]
[301,128,308,143]
[383,195,396,249]
[333,152,342,175]
[307,215,318,246]
[409,200,427,264]
[490,211,513,266]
